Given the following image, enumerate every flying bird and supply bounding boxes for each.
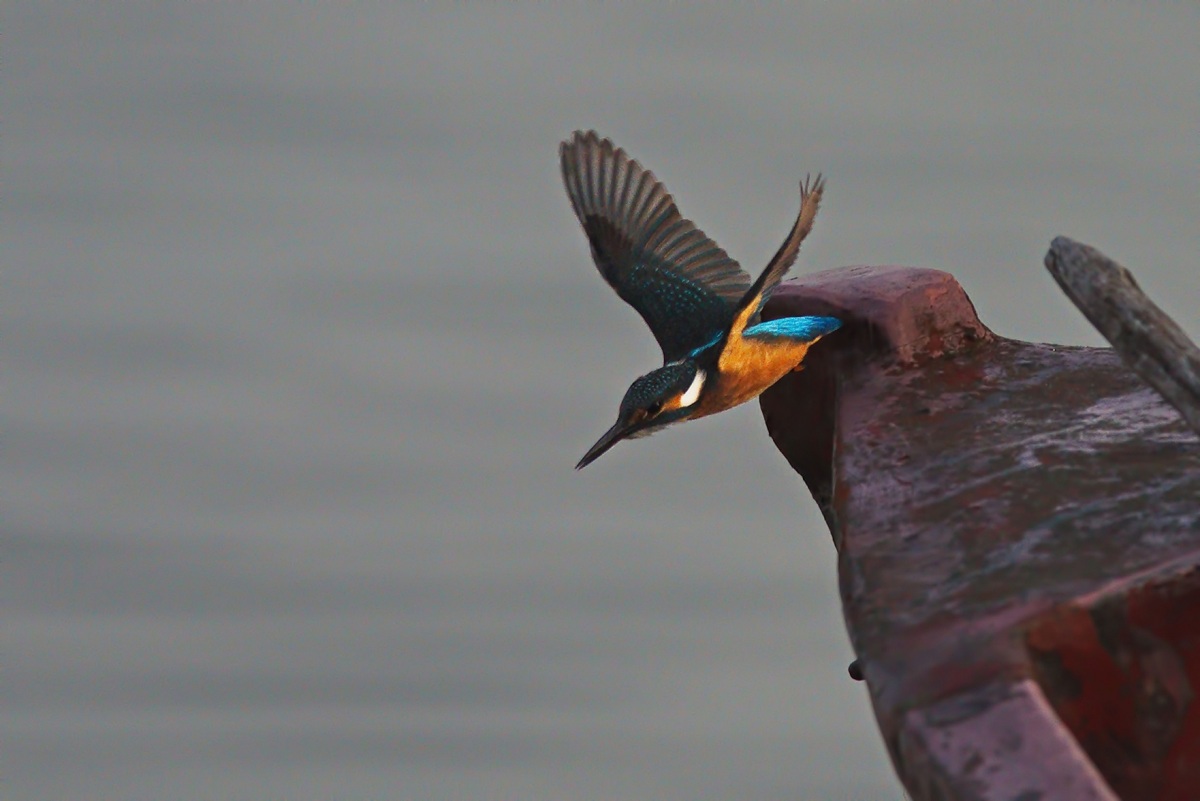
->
[562,131,840,469]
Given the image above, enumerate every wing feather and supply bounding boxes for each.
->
[561,131,752,362]
[728,174,825,338]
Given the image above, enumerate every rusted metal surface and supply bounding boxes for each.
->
[759,264,1200,801]
[900,680,1119,801]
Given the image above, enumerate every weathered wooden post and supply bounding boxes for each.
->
[759,240,1200,801]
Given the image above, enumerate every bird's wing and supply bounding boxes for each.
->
[561,131,752,363]
[727,174,824,338]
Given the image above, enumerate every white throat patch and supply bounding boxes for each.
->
[679,369,706,408]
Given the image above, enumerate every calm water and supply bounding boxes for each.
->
[5,5,1198,799]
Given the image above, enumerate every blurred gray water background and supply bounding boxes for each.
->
[4,4,1197,799]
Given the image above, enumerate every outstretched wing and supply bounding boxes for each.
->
[561,131,752,363]
[727,174,825,339]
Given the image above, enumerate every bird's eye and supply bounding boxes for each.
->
[645,402,662,417]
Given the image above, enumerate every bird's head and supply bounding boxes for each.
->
[576,361,707,469]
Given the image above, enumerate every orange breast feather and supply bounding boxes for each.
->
[691,332,812,418]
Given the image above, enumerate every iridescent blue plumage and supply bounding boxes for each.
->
[743,316,842,341]
[562,131,839,468]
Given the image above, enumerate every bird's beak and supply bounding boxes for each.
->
[576,419,632,470]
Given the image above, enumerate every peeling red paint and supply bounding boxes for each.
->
[760,265,1200,801]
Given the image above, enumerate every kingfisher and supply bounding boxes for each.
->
[562,130,841,469]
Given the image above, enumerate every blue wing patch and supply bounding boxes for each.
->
[743,315,841,342]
